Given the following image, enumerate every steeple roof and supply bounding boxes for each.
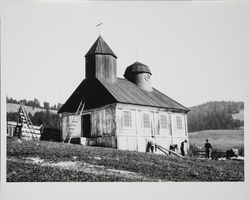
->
[85,35,117,58]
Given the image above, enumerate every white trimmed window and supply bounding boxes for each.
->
[160,114,168,129]
[122,111,132,128]
[142,113,150,128]
[176,116,183,130]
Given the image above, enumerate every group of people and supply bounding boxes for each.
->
[180,139,212,159]
[146,135,213,159]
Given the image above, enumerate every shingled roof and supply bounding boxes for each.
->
[85,35,117,58]
[58,77,189,114]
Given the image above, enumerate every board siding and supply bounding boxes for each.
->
[116,103,188,153]
[61,103,188,153]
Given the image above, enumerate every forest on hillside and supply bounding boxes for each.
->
[7,111,60,130]
[7,96,61,129]
[6,96,62,110]
[187,101,244,132]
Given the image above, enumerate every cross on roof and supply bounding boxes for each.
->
[96,22,103,35]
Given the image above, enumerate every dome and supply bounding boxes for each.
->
[124,61,151,79]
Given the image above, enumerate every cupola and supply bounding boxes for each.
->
[124,61,152,91]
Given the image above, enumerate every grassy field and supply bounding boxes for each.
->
[189,129,244,151]
[7,138,244,182]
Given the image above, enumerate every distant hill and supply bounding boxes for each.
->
[187,101,244,132]
[7,103,58,115]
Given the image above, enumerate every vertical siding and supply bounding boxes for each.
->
[170,113,188,153]
[85,55,96,78]
[85,54,117,83]
[116,104,188,154]
[116,108,137,150]
[90,105,116,148]
[61,104,188,153]
[61,114,82,140]
[95,55,117,83]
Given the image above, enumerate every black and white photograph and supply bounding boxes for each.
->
[1,0,250,200]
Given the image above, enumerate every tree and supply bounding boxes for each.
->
[7,112,19,122]
[187,101,244,132]
[44,102,50,110]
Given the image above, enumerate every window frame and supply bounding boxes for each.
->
[121,110,132,129]
[159,113,169,130]
[176,115,183,130]
[142,112,151,129]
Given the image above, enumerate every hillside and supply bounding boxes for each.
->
[7,103,58,115]
[189,129,244,151]
[7,103,60,129]
[7,138,244,182]
[187,101,244,132]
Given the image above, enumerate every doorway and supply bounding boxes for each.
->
[81,114,91,138]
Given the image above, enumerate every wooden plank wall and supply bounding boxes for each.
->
[61,114,81,140]
[116,104,188,154]
[91,105,116,147]
[85,54,117,83]
[60,103,188,153]
[95,55,117,83]
[61,105,116,147]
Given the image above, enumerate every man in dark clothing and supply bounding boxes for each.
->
[180,140,187,156]
[205,139,212,159]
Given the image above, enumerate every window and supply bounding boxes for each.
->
[122,111,132,128]
[160,114,168,129]
[143,113,150,128]
[176,116,183,130]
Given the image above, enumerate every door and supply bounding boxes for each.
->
[82,114,91,138]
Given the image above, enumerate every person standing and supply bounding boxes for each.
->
[205,139,212,159]
[180,140,187,156]
[147,136,157,153]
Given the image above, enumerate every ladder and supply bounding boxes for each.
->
[19,102,39,141]
[65,100,85,144]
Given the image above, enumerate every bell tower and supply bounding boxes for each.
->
[85,35,117,83]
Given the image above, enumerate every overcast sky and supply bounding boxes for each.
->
[1,0,250,107]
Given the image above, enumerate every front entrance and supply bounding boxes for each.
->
[81,114,91,138]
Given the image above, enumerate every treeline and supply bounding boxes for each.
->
[7,111,60,130]
[6,96,62,111]
[187,101,244,132]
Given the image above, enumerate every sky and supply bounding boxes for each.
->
[1,0,250,107]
